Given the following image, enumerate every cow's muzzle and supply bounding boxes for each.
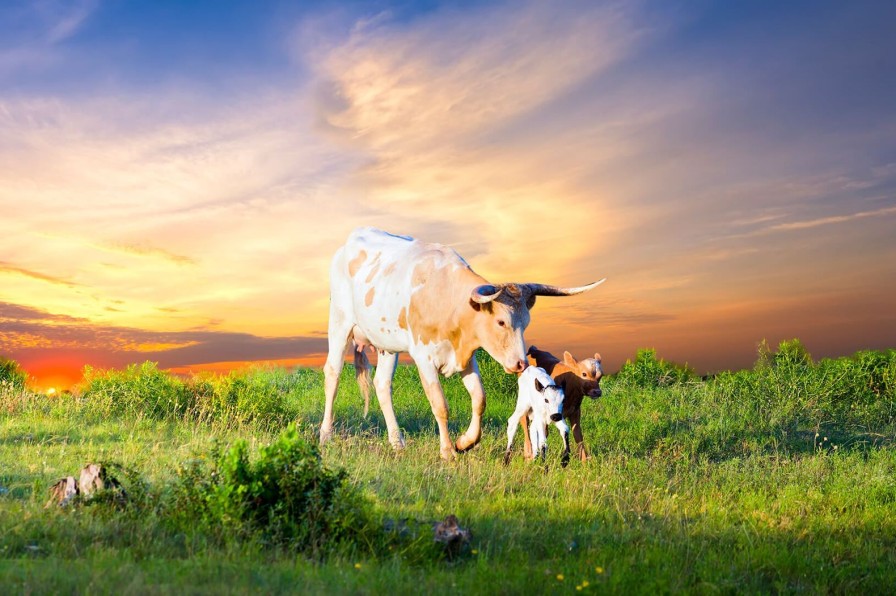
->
[588,387,602,399]
[504,359,528,374]
[550,413,562,422]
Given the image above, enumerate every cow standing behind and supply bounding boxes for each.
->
[320,227,604,460]
[504,366,570,466]
[527,345,603,462]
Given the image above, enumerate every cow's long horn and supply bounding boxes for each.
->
[524,278,606,296]
[471,284,503,304]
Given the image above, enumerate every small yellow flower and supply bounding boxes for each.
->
[582,580,590,587]
[471,549,479,555]
[354,563,362,569]
[576,586,582,591]
[556,574,565,581]
[595,567,604,574]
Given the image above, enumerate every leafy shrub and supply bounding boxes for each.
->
[81,362,192,419]
[614,348,695,388]
[189,368,293,427]
[0,356,27,389]
[171,428,373,555]
[708,340,896,451]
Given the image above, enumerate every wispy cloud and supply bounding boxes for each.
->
[765,205,896,233]
[0,0,99,76]
[0,262,79,289]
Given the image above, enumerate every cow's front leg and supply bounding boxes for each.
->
[374,351,405,450]
[457,358,485,452]
[417,362,456,460]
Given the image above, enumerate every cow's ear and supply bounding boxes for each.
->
[563,351,577,368]
[594,352,601,362]
[534,378,545,393]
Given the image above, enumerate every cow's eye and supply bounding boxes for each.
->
[544,398,548,403]
[497,319,506,327]
[582,372,587,377]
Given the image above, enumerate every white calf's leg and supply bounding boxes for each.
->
[504,402,528,464]
[555,420,571,467]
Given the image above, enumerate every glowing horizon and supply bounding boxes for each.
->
[2,1,895,390]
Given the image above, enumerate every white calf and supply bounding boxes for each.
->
[504,366,571,466]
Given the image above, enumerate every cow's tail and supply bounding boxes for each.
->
[354,346,373,417]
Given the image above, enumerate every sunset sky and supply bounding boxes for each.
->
[2,0,895,390]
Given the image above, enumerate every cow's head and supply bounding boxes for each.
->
[563,350,604,398]
[469,279,605,374]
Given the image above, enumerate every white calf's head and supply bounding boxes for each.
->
[519,366,565,422]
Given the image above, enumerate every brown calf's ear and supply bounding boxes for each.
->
[563,351,577,368]
[534,378,545,393]
[594,352,601,362]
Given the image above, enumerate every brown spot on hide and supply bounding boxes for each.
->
[365,287,375,306]
[348,250,367,277]
[407,259,489,368]
[365,262,380,283]
[382,262,397,276]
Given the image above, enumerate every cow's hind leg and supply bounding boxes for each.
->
[320,324,352,445]
[457,357,485,452]
[354,345,372,417]
[373,351,405,450]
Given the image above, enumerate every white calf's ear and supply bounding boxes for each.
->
[534,378,545,393]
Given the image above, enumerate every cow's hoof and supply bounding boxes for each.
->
[440,446,458,461]
[319,427,333,445]
[503,451,512,466]
[389,433,406,451]
[454,434,480,453]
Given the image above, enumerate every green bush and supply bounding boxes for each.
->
[614,348,695,388]
[0,356,27,389]
[188,368,293,427]
[81,362,192,419]
[171,428,373,555]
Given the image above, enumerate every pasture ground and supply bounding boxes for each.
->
[1,345,895,594]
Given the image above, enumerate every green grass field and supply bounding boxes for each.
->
[1,341,895,594]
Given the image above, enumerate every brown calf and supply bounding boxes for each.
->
[525,345,603,462]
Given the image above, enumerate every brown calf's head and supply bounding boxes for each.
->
[563,350,604,398]
[470,279,605,374]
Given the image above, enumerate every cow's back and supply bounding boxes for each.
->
[336,227,475,356]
